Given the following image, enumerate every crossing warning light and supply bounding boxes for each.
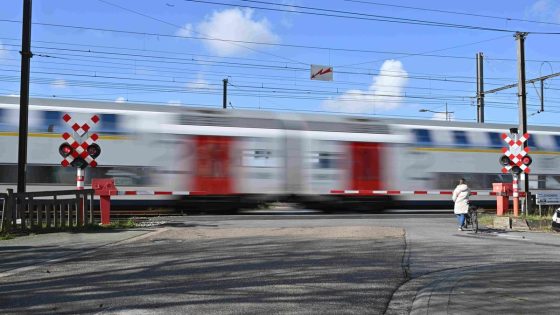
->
[522,155,532,166]
[499,155,510,167]
[87,143,101,159]
[59,143,72,157]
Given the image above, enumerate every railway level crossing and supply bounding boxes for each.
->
[58,114,101,190]
[498,129,532,216]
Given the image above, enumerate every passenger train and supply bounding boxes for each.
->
[1,96,559,211]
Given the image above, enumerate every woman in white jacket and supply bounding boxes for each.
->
[452,178,470,231]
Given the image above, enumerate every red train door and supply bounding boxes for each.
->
[193,136,234,194]
[351,142,382,190]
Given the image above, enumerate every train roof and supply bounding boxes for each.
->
[1,96,559,133]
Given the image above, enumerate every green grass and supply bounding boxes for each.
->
[107,219,136,229]
[477,212,554,232]
[1,219,137,239]
[478,213,494,227]
[0,233,15,240]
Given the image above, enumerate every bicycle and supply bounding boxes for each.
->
[463,204,479,233]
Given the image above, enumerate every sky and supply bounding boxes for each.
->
[2,0,560,126]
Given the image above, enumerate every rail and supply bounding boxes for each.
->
[0,189,95,233]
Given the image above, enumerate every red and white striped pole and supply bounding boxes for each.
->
[77,168,85,224]
[76,168,84,190]
[513,174,519,217]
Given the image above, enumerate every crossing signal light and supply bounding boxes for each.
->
[87,143,101,159]
[511,165,522,175]
[499,155,510,166]
[522,155,532,166]
[71,157,88,169]
[59,143,73,157]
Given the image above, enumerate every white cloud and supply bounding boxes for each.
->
[322,60,409,114]
[527,0,560,22]
[280,0,298,28]
[175,23,193,38]
[186,76,212,91]
[194,8,280,56]
[51,79,67,89]
[115,96,126,103]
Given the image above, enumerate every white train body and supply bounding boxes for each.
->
[1,96,559,208]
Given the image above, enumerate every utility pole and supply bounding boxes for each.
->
[445,102,449,121]
[515,31,531,214]
[476,52,484,123]
[17,0,33,193]
[222,78,228,109]
[539,79,544,113]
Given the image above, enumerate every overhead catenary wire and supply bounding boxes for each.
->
[96,0,308,66]
[1,6,560,123]
[344,0,560,27]
[185,0,560,35]
[1,20,560,63]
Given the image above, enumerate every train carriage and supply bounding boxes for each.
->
[1,95,560,212]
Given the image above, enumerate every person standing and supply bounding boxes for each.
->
[452,178,470,231]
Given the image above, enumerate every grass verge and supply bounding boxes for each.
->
[478,211,554,232]
[0,219,137,240]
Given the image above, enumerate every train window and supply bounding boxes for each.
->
[44,111,63,132]
[527,136,539,150]
[242,150,275,167]
[99,113,120,133]
[0,108,7,131]
[412,129,432,145]
[487,132,503,148]
[452,130,470,146]
[311,152,341,169]
[554,136,560,150]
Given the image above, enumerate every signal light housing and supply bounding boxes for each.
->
[522,155,532,166]
[499,155,511,166]
[511,165,522,175]
[87,143,101,159]
[71,157,88,169]
[59,143,73,157]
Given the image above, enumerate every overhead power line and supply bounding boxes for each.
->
[185,0,560,35]
[345,0,560,27]
[96,0,307,66]
[1,20,559,63]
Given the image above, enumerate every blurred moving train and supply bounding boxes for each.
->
[1,96,560,211]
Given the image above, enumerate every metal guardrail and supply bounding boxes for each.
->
[1,189,95,233]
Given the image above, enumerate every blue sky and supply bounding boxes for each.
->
[2,0,560,126]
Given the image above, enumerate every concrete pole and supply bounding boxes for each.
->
[515,32,531,214]
[476,52,484,123]
[223,78,228,109]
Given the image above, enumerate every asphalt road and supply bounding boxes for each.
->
[2,213,560,314]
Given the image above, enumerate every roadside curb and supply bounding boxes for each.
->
[385,264,499,315]
[385,260,560,315]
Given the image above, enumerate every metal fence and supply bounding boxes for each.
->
[1,189,95,233]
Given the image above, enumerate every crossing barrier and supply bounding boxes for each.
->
[331,188,526,216]
[92,178,205,225]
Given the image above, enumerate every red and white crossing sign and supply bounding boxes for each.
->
[59,114,101,168]
[499,132,532,174]
[62,113,100,137]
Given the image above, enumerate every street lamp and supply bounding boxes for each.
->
[419,103,454,121]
